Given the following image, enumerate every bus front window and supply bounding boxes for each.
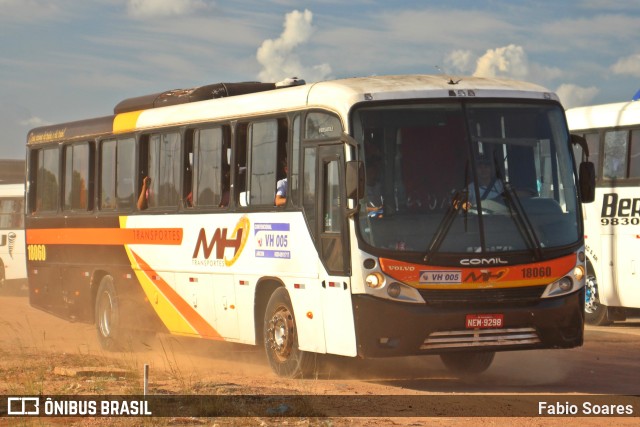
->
[353,101,580,261]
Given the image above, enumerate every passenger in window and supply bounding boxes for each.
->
[184,191,194,207]
[275,159,288,206]
[220,169,230,207]
[137,176,151,210]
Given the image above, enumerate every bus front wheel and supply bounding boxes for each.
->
[263,287,316,378]
[585,273,612,326]
[95,275,123,350]
[440,351,495,375]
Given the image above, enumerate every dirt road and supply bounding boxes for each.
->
[1,294,639,426]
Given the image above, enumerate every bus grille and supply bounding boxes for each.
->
[419,286,545,306]
[420,327,541,350]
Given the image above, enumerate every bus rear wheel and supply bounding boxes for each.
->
[440,351,495,375]
[263,287,316,378]
[584,273,612,326]
[95,275,123,351]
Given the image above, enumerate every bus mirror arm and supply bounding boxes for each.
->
[346,160,364,200]
[570,134,589,159]
[570,134,595,203]
[346,161,364,218]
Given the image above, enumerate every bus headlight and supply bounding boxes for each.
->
[542,276,576,298]
[558,277,573,291]
[365,272,385,289]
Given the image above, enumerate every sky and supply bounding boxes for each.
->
[1,0,639,159]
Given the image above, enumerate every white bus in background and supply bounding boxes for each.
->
[566,100,640,325]
[0,182,26,287]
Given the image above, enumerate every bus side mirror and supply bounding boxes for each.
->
[346,161,364,200]
[579,161,595,203]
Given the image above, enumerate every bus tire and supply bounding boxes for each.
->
[440,351,495,375]
[95,275,123,351]
[584,273,612,326]
[263,287,316,378]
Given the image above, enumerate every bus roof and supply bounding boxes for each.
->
[27,74,557,145]
[566,100,640,131]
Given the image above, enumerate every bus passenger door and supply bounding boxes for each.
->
[316,145,357,357]
[615,234,639,308]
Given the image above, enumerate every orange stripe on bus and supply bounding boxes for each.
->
[26,228,183,245]
[131,250,222,340]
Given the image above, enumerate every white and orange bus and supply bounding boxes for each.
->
[26,75,594,377]
[567,100,640,325]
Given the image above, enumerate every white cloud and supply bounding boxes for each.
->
[611,53,640,77]
[474,44,529,79]
[555,84,599,109]
[443,44,564,86]
[126,0,211,19]
[256,9,332,83]
[444,50,474,75]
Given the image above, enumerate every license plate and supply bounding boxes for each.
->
[465,313,504,329]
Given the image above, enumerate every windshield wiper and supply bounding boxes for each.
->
[500,181,543,260]
[486,150,543,260]
[424,190,466,262]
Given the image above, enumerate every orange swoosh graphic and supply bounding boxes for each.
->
[27,228,183,245]
[131,249,222,340]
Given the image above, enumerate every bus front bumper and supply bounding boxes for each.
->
[352,288,585,358]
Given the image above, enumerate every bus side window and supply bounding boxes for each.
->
[32,147,60,213]
[116,137,136,210]
[63,142,92,212]
[183,131,194,207]
[235,124,248,206]
[100,140,116,210]
[631,129,640,178]
[0,198,23,229]
[240,118,288,207]
[191,126,229,208]
[142,132,181,209]
[290,114,301,205]
[603,130,628,179]
[248,119,278,206]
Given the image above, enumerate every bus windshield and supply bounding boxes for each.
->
[353,101,580,258]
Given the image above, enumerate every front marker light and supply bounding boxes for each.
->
[366,272,385,289]
[387,282,401,298]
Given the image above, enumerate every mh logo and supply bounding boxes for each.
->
[192,216,249,266]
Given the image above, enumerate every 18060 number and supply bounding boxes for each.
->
[521,266,551,278]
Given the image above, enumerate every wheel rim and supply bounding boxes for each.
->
[267,305,295,362]
[98,291,113,338]
[585,275,599,314]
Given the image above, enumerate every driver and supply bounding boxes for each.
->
[467,155,503,205]
[454,155,504,211]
